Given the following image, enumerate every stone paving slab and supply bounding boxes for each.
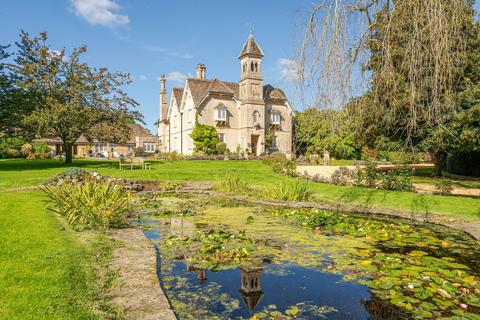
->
[109,228,176,320]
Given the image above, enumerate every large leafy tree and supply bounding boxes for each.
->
[297,0,476,175]
[295,108,361,159]
[0,44,31,136]
[10,31,141,164]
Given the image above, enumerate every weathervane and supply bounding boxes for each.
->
[246,22,254,35]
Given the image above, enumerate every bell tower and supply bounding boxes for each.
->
[239,35,264,103]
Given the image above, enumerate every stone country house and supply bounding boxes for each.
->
[35,124,158,158]
[156,35,294,156]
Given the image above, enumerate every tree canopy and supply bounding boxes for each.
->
[7,31,141,163]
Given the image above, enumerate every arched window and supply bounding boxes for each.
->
[251,62,254,72]
[255,62,258,72]
[243,63,246,73]
[253,111,260,123]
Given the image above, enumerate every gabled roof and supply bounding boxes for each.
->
[263,85,287,101]
[187,78,240,107]
[238,35,264,58]
[172,88,184,106]
[206,78,234,95]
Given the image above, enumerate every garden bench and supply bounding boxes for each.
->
[119,158,150,170]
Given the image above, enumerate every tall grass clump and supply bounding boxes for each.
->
[214,173,249,194]
[43,181,129,230]
[264,179,312,202]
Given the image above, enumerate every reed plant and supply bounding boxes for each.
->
[263,179,313,202]
[214,173,249,194]
[43,180,129,230]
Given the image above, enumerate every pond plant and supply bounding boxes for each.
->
[263,179,312,202]
[43,180,129,230]
[135,193,480,319]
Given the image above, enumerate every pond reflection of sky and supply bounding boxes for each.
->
[136,218,374,319]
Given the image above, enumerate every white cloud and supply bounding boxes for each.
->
[138,74,147,81]
[160,71,192,83]
[70,0,130,27]
[278,58,301,82]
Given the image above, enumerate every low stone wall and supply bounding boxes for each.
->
[109,228,176,320]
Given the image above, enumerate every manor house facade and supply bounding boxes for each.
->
[156,35,294,156]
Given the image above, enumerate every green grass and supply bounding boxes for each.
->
[413,167,480,189]
[1,159,479,221]
[0,191,118,319]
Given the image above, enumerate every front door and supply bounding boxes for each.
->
[251,135,259,155]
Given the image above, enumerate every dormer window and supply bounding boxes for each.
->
[215,107,227,122]
[270,112,281,125]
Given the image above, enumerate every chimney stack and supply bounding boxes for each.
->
[159,75,167,121]
[196,63,206,80]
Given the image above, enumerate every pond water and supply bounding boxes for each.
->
[132,193,480,320]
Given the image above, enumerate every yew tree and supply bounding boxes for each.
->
[10,31,140,164]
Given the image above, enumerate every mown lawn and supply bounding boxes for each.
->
[413,167,480,189]
[1,158,479,221]
[0,191,117,319]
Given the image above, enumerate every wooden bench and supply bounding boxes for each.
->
[119,158,150,170]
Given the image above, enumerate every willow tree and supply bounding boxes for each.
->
[10,31,141,164]
[296,0,474,174]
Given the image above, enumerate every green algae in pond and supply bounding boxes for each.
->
[164,229,254,270]
[240,302,338,320]
[136,193,480,319]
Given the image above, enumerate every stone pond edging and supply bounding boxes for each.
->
[109,228,176,320]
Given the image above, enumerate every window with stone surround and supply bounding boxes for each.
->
[270,112,281,125]
[144,142,156,153]
[215,107,227,121]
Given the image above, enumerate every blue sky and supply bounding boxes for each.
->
[2,1,479,133]
[0,0,312,133]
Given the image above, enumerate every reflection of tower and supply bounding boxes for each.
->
[170,218,194,237]
[239,266,264,313]
[187,264,207,283]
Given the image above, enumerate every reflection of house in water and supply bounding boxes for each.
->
[186,264,207,282]
[239,265,264,313]
[169,218,195,237]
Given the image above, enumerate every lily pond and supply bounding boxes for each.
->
[131,192,480,319]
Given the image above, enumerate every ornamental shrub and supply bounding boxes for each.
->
[0,136,26,158]
[378,166,414,191]
[434,179,454,195]
[216,142,228,155]
[43,180,129,230]
[191,123,218,155]
[20,143,33,157]
[32,141,49,154]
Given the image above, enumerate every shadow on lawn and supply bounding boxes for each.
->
[0,159,118,172]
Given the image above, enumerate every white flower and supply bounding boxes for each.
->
[407,284,414,290]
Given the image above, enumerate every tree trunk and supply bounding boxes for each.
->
[64,142,73,165]
[432,150,447,177]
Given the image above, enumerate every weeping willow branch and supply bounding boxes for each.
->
[296,0,471,147]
